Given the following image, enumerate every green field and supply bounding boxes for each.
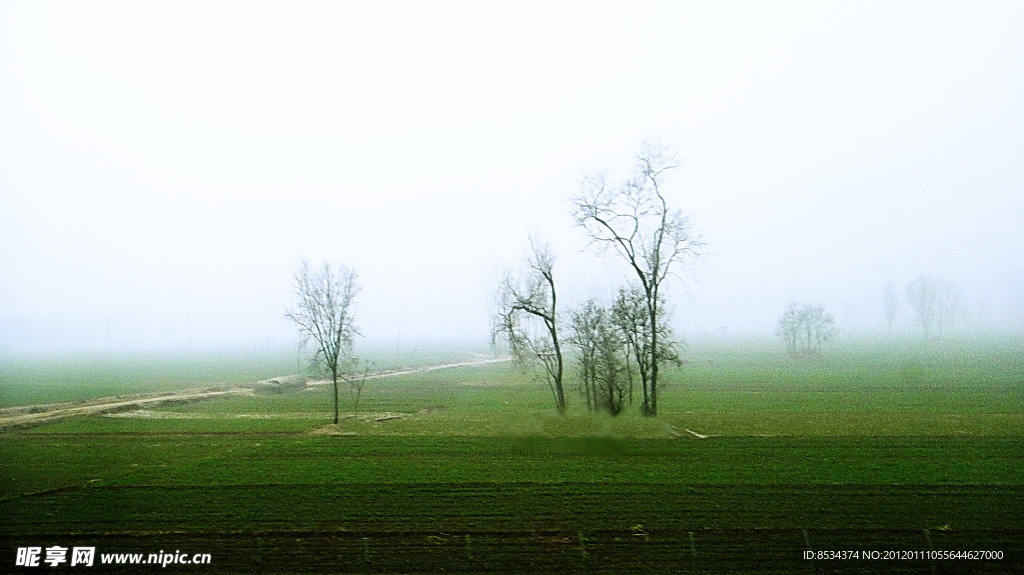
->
[1,338,1022,573]
[0,346,486,408]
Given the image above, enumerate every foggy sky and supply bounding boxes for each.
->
[2,1,1022,353]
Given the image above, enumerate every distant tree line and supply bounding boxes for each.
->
[905,275,964,337]
[882,275,966,338]
[773,273,969,359]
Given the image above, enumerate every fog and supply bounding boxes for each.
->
[2,1,1022,354]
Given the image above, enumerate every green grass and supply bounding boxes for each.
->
[0,346,491,408]
[4,425,1020,499]
[67,345,1014,438]
[1,337,1022,573]
[0,352,295,407]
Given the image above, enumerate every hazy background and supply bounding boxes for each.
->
[2,1,1022,355]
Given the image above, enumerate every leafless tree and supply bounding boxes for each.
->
[494,238,566,412]
[776,303,836,356]
[343,359,373,413]
[882,281,900,333]
[572,142,703,415]
[905,275,963,338]
[284,261,360,424]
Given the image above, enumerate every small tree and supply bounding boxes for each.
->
[285,261,360,424]
[777,303,836,357]
[494,238,566,412]
[342,359,373,412]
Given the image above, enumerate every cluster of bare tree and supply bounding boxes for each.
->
[569,288,681,415]
[776,303,837,357]
[904,274,964,337]
[569,300,626,414]
[881,275,965,337]
[289,143,703,420]
[494,142,703,416]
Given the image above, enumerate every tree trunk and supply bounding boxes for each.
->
[332,368,339,425]
[648,296,659,416]
[547,282,566,413]
[553,347,566,413]
[583,371,592,411]
[583,360,594,411]
[626,351,634,406]
[640,362,650,415]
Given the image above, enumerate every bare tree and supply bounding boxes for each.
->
[776,303,836,356]
[905,275,963,338]
[572,142,703,415]
[342,359,373,413]
[882,281,900,333]
[284,261,360,424]
[494,238,566,412]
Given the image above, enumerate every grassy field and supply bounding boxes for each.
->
[1,337,1022,573]
[0,345,487,408]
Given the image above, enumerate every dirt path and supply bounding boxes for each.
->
[0,355,511,431]
[306,355,513,386]
[0,388,252,431]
